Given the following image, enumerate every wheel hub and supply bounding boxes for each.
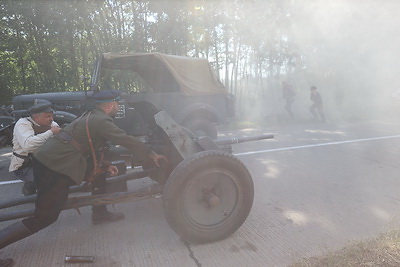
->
[182,169,240,226]
[202,189,221,208]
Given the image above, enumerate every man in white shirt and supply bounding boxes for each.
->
[9,100,61,195]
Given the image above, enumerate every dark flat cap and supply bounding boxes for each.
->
[29,101,54,114]
[93,90,121,103]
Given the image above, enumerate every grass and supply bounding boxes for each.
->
[290,229,400,267]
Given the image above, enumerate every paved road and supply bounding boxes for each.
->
[1,117,400,266]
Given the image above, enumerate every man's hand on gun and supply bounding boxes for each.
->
[104,152,167,178]
[106,165,119,176]
[150,153,168,167]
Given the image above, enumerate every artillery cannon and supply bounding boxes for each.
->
[0,106,273,244]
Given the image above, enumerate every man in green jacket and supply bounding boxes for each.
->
[0,90,167,267]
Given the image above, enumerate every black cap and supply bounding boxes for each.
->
[28,99,54,115]
[93,90,121,103]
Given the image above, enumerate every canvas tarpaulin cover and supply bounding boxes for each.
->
[101,52,227,96]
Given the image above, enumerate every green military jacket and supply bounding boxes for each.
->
[34,107,153,184]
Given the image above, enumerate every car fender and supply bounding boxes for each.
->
[176,103,223,126]
[53,111,77,126]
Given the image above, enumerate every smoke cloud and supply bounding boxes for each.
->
[246,1,400,124]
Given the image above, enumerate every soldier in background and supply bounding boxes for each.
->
[0,90,167,266]
[309,85,325,122]
[9,100,60,196]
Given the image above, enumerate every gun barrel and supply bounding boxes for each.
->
[215,134,273,146]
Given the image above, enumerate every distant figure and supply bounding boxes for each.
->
[309,86,325,122]
[281,81,296,118]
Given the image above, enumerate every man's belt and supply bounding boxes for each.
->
[13,152,30,160]
[13,152,32,170]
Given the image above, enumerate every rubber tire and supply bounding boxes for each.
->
[163,150,254,243]
[185,119,217,139]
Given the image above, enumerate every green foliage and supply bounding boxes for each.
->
[0,0,300,104]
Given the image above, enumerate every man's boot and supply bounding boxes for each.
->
[91,174,124,225]
[0,258,14,267]
[0,221,32,250]
[91,205,125,225]
[0,221,32,266]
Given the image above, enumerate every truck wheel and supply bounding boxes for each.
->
[185,119,217,139]
[0,135,9,147]
[163,150,254,243]
[0,117,14,147]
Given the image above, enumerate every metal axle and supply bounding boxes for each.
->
[0,168,157,222]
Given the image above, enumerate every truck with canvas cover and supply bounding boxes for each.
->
[10,52,234,140]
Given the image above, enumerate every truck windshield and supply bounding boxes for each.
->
[100,69,153,94]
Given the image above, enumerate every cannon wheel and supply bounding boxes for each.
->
[163,150,254,243]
